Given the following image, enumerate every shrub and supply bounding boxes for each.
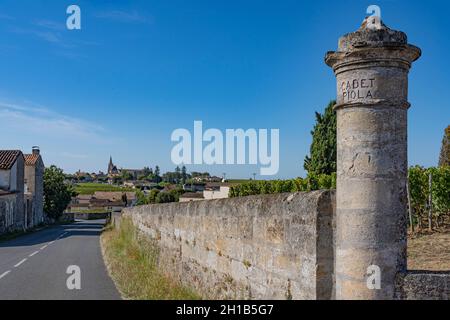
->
[229,173,337,198]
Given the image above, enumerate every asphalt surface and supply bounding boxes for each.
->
[0,219,121,300]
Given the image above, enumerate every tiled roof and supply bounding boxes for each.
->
[205,182,238,189]
[93,191,136,201]
[0,150,23,170]
[24,154,40,166]
[180,192,204,199]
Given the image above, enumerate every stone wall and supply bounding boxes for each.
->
[14,156,25,230]
[24,157,45,227]
[0,194,18,234]
[123,190,335,300]
[395,271,450,300]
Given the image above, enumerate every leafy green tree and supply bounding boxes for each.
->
[155,192,176,203]
[121,171,133,181]
[304,101,337,175]
[153,166,162,183]
[439,125,450,167]
[44,166,74,220]
[148,189,160,203]
[112,176,123,184]
[142,167,151,176]
[135,190,148,206]
[181,166,188,184]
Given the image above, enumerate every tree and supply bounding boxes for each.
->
[153,166,162,183]
[135,190,148,206]
[121,171,133,181]
[44,165,74,220]
[181,166,188,183]
[439,125,450,167]
[148,189,160,203]
[155,191,176,203]
[304,101,337,175]
[142,166,151,176]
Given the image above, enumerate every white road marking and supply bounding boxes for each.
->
[40,245,48,250]
[0,270,11,280]
[29,251,39,257]
[14,258,27,268]
[49,241,54,244]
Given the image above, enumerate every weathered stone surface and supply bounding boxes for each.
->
[122,190,335,300]
[326,17,421,299]
[395,271,450,300]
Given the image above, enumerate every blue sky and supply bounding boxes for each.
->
[0,0,448,179]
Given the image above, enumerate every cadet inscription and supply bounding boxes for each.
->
[340,78,375,102]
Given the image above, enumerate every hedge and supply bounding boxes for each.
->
[228,173,336,198]
[229,167,450,230]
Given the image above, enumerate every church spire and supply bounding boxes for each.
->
[108,156,114,174]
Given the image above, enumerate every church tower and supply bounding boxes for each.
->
[108,156,114,175]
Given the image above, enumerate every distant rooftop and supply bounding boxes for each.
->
[0,150,23,170]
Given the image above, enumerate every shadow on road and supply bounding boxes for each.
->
[0,220,106,248]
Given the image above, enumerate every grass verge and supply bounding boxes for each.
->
[101,218,201,300]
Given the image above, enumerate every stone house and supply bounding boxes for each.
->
[0,147,45,235]
[0,150,25,234]
[24,147,45,228]
[179,192,205,202]
[203,182,236,200]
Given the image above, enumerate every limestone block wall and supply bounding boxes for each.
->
[123,190,335,300]
[395,272,450,300]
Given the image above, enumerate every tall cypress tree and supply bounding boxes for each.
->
[304,101,337,175]
[438,125,450,167]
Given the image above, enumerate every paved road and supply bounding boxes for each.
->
[0,219,120,300]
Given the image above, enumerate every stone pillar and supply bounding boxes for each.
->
[325,18,421,299]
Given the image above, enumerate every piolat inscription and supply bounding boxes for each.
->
[341,78,375,102]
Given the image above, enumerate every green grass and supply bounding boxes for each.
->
[75,183,134,195]
[101,218,201,300]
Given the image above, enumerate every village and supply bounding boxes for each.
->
[0,149,247,235]
[64,156,243,218]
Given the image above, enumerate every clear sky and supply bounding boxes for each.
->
[0,0,448,179]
